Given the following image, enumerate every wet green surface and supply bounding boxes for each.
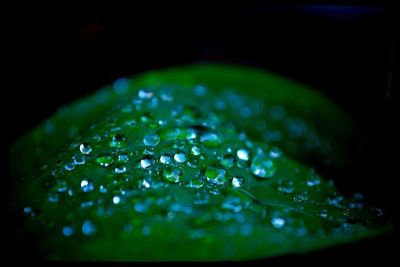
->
[9,63,389,260]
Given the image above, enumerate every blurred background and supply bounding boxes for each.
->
[8,3,398,263]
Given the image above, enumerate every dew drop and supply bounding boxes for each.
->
[222,197,243,213]
[143,133,160,146]
[96,154,114,167]
[73,154,85,165]
[115,166,127,174]
[82,220,96,236]
[174,152,187,163]
[221,154,235,169]
[138,89,153,99]
[163,168,182,183]
[191,146,201,156]
[278,179,295,194]
[79,143,92,155]
[81,179,94,193]
[250,154,277,178]
[160,154,172,165]
[140,158,154,169]
[113,196,121,205]
[271,217,285,229]
[205,167,227,185]
[62,226,74,237]
[48,193,59,203]
[236,148,250,161]
[231,176,244,188]
[23,207,32,214]
[142,179,151,188]
[118,153,129,162]
[200,132,220,147]
[186,178,204,189]
[319,209,328,218]
[110,134,128,148]
[64,162,75,171]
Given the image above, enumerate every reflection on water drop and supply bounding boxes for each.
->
[191,146,201,156]
[236,148,249,161]
[73,154,85,165]
[163,168,182,183]
[143,133,160,147]
[79,143,92,155]
[62,226,74,237]
[271,217,285,229]
[64,162,75,171]
[110,134,128,148]
[206,167,227,185]
[96,154,114,167]
[81,179,94,193]
[174,152,187,163]
[113,196,121,205]
[231,177,244,188]
[251,154,277,178]
[160,154,172,165]
[140,158,155,169]
[82,220,96,236]
[115,166,127,174]
[138,89,153,99]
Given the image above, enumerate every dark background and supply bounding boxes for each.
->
[8,3,398,264]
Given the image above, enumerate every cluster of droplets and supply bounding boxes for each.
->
[20,83,383,244]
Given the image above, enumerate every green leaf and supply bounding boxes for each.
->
[10,63,389,261]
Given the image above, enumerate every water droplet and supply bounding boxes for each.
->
[110,134,128,148]
[118,153,129,162]
[205,167,227,185]
[73,154,86,165]
[174,152,187,163]
[231,177,244,188]
[269,147,282,158]
[114,166,127,174]
[278,179,295,194]
[62,226,74,237]
[186,178,204,189]
[138,89,153,99]
[307,179,321,187]
[82,220,96,236]
[79,143,92,155]
[271,217,285,229]
[140,157,154,169]
[24,207,32,214]
[96,154,114,167]
[250,154,277,178]
[173,140,185,149]
[113,196,121,205]
[319,209,328,218]
[200,132,220,147]
[236,148,250,161]
[163,168,182,183]
[222,197,243,213]
[99,185,107,193]
[81,201,94,208]
[142,179,151,188]
[48,193,59,203]
[143,133,160,146]
[160,154,172,165]
[64,162,75,171]
[191,146,201,156]
[194,85,206,96]
[328,196,344,208]
[113,78,129,95]
[221,154,235,169]
[81,179,94,193]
